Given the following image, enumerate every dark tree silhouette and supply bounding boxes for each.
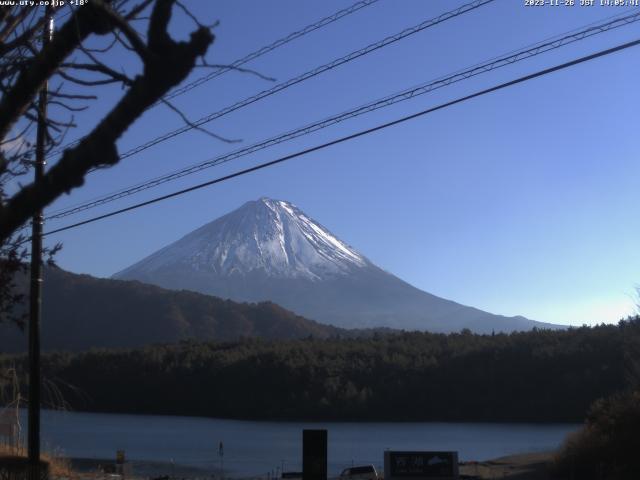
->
[2,318,637,422]
[0,0,218,325]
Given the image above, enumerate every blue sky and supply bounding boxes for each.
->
[37,0,640,326]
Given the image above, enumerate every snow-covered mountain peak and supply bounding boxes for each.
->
[115,198,368,281]
[113,198,554,333]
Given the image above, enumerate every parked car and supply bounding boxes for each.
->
[339,465,378,480]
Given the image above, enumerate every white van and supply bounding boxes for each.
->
[339,465,378,480]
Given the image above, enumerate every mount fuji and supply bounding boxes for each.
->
[114,198,558,333]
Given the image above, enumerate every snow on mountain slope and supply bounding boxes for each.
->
[116,198,367,282]
[114,198,562,333]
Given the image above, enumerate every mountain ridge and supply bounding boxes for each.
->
[115,198,369,282]
[0,266,345,353]
[114,197,562,333]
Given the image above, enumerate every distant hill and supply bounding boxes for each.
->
[115,197,563,333]
[0,267,343,353]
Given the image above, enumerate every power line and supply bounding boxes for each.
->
[39,36,640,239]
[116,0,495,160]
[44,9,640,221]
[46,0,380,158]
[45,8,637,219]
[163,0,380,102]
[58,0,493,167]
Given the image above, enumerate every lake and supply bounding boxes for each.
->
[22,409,579,477]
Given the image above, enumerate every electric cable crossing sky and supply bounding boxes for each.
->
[43,8,640,223]
[36,36,640,240]
[45,0,381,158]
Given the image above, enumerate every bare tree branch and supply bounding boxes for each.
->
[197,60,276,82]
[0,2,118,140]
[159,97,241,144]
[0,0,214,242]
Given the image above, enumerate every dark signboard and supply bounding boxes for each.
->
[384,451,458,480]
[303,429,327,480]
[282,472,303,479]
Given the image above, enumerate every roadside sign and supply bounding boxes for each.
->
[384,451,459,480]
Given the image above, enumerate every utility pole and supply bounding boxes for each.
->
[28,6,53,480]
[218,441,224,480]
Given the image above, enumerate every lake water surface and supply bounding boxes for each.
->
[25,409,579,477]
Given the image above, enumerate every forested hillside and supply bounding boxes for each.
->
[1,267,343,352]
[3,318,638,422]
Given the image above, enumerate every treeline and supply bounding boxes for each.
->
[2,317,639,422]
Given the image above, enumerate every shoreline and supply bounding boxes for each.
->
[66,451,557,480]
[69,457,217,478]
[34,407,582,426]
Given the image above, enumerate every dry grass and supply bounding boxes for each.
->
[0,443,76,478]
[459,452,555,479]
